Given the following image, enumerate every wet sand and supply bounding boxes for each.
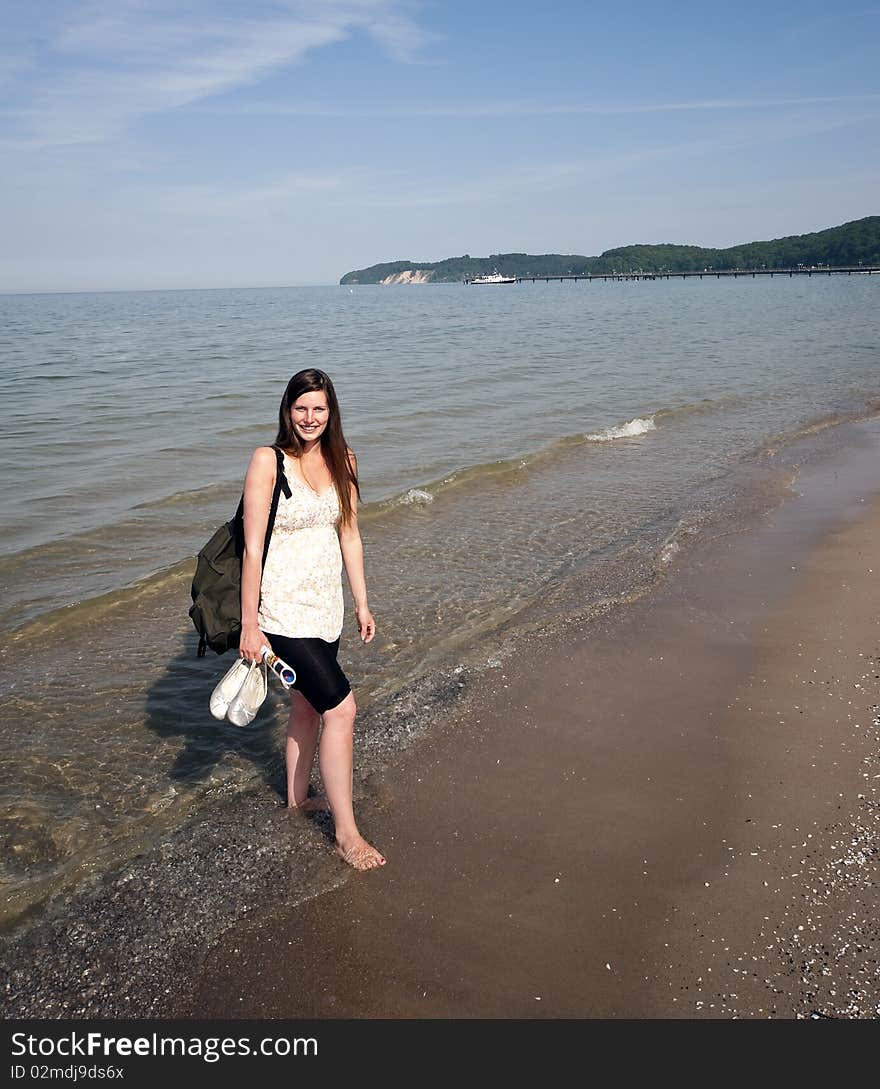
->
[3,427,878,1020]
[184,435,880,1019]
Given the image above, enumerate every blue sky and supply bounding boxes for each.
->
[2,1,878,291]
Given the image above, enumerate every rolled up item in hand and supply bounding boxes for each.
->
[260,645,297,689]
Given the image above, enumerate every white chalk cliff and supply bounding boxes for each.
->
[378,269,434,285]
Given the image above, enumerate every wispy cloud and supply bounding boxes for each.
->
[141,167,363,219]
[361,1,439,61]
[193,92,880,120]
[125,141,697,223]
[34,103,873,227]
[4,1,429,148]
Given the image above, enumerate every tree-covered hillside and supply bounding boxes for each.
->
[339,216,880,283]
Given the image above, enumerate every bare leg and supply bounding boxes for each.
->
[285,689,326,810]
[319,691,386,870]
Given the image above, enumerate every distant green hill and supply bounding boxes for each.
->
[339,216,880,283]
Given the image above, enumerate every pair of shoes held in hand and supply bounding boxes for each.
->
[210,656,268,726]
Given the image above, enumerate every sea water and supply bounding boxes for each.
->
[1,275,878,929]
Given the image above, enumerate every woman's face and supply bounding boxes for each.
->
[291,390,330,443]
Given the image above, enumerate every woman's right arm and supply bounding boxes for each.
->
[239,446,276,662]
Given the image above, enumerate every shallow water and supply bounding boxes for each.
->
[0,275,878,929]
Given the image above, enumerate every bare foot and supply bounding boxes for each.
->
[335,835,386,870]
[287,794,331,814]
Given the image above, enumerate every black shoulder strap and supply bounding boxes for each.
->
[261,446,291,568]
[232,447,292,567]
[275,446,293,499]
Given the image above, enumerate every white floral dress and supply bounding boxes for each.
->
[257,451,344,642]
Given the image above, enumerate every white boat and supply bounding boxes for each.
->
[469,271,516,285]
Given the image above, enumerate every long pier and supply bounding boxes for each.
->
[466,266,879,284]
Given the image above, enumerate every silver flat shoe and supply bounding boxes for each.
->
[226,659,268,727]
[209,657,251,720]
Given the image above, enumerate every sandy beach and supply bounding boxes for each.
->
[182,430,880,1020]
[3,422,878,1021]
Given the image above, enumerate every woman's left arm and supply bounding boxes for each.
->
[338,451,376,643]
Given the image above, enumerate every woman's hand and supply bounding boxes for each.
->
[355,604,376,644]
[239,620,269,663]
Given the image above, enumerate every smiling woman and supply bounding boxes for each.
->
[238,368,385,872]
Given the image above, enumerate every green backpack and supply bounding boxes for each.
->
[189,446,291,656]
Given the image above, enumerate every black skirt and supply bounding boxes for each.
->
[262,632,351,714]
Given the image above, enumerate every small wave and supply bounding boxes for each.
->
[131,482,233,512]
[367,412,669,518]
[760,401,880,458]
[585,416,657,442]
[653,394,748,420]
[397,488,434,506]
[3,556,195,644]
[366,458,532,519]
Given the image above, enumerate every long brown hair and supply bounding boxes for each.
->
[274,369,360,526]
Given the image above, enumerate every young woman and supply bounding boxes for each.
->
[239,368,386,871]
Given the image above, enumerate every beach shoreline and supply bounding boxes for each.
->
[185,426,880,1020]
[3,419,879,1019]
[4,278,879,951]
